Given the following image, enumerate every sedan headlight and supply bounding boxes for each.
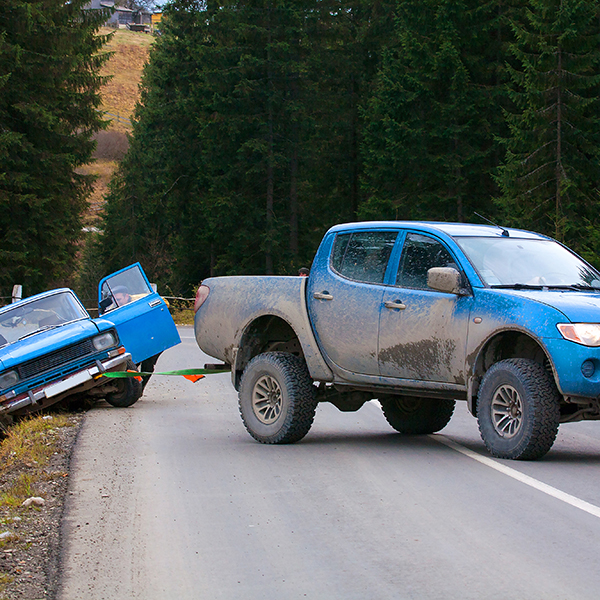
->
[0,370,19,391]
[93,332,117,351]
[557,323,600,347]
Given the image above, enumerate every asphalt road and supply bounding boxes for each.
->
[58,326,600,600]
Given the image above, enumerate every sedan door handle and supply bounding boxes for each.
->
[313,291,333,301]
[384,300,406,310]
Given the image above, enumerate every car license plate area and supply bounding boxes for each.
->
[44,370,92,398]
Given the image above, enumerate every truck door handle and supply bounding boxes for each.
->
[313,291,333,301]
[384,300,406,310]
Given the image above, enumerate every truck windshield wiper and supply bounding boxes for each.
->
[565,284,600,291]
[491,283,600,292]
[490,284,545,290]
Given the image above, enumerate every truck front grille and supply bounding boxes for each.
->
[18,339,96,380]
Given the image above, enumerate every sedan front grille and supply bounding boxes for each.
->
[18,339,96,380]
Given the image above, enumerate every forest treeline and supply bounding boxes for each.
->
[101,0,600,296]
[0,0,110,297]
[3,1,600,298]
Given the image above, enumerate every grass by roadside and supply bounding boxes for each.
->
[0,413,82,599]
[171,308,195,326]
[0,415,71,505]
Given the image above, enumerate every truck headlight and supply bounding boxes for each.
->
[93,332,117,351]
[557,323,600,347]
[0,370,19,390]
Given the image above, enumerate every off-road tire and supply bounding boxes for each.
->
[477,358,560,460]
[380,395,455,434]
[239,352,317,444]
[104,360,143,408]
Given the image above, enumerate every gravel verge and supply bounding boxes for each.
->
[0,414,84,600]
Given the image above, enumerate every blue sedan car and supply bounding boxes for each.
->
[0,263,180,421]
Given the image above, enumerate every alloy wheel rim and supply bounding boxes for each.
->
[491,384,523,438]
[252,375,282,424]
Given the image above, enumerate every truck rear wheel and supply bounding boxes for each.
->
[477,358,560,460]
[239,352,317,444]
[380,395,455,434]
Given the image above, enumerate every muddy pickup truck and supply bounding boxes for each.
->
[194,221,600,460]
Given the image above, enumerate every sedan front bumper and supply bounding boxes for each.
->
[0,352,132,415]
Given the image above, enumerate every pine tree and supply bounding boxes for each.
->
[102,0,350,289]
[101,0,407,291]
[0,0,111,296]
[496,0,600,251]
[360,0,512,223]
[101,0,209,290]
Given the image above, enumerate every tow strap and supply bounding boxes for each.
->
[96,368,229,384]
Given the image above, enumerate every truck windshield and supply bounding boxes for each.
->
[0,292,88,347]
[456,237,600,288]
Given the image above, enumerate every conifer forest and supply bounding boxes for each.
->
[3,1,600,296]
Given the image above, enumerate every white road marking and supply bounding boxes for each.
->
[432,434,600,520]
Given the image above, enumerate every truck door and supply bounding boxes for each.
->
[378,233,471,384]
[97,263,180,364]
[307,230,398,376]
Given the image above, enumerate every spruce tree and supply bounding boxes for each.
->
[101,0,209,290]
[0,0,111,296]
[496,0,600,252]
[102,0,346,289]
[360,0,511,223]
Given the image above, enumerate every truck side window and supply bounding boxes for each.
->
[397,233,457,289]
[331,231,397,284]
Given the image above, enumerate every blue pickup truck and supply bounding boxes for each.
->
[0,263,180,421]
[194,221,600,460]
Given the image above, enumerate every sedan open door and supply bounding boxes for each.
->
[97,263,180,364]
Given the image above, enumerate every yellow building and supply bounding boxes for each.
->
[151,12,162,31]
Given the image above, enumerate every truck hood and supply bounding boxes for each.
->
[505,289,600,322]
[0,319,100,371]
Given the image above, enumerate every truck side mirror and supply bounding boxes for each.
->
[427,267,463,295]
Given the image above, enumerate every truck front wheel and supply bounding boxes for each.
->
[380,395,455,434]
[477,358,560,460]
[239,352,317,444]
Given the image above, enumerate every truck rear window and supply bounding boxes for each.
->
[331,231,397,284]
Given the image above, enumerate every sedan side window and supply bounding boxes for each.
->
[331,231,398,284]
[99,265,153,314]
[396,233,458,289]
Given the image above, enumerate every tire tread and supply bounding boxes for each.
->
[477,358,560,460]
[381,396,455,434]
[239,352,317,444]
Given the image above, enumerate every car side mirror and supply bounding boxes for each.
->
[98,296,112,315]
[427,267,464,295]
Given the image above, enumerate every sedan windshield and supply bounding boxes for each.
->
[0,292,88,347]
[456,237,600,288]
